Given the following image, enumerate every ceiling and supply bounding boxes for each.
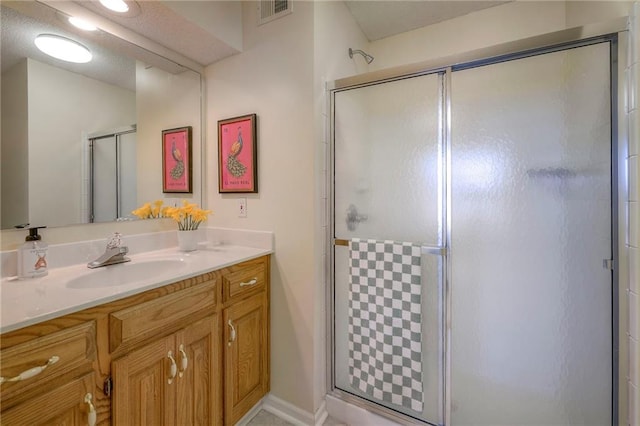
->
[1,2,137,90]
[345,1,509,41]
[117,1,510,65]
[2,0,510,89]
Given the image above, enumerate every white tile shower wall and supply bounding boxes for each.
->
[628,4,640,426]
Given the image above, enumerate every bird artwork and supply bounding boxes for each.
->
[227,127,247,177]
[170,138,185,180]
[230,127,243,157]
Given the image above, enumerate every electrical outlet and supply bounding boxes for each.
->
[238,198,247,218]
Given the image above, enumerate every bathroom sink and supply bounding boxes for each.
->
[66,259,187,289]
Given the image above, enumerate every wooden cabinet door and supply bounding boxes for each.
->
[0,372,95,425]
[112,334,176,426]
[175,314,221,426]
[224,292,268,426]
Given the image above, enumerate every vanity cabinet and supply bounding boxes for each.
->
[110,278,221,426]
[0,255,270,425]
[112,315,219,426]
[221,255,270,425]
[0,322,98,425]
[1,372,96,425]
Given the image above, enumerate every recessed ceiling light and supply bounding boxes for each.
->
[68,17,98,31]
[99,0,129,13]
[34,34,92,63]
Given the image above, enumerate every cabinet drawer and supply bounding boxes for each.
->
[222,261,266,303]
[1,372,95,425]
[0,321,96,405]
[110,279,216,352]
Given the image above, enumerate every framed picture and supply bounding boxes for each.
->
[218,114,258,193]
[162,126,192,193]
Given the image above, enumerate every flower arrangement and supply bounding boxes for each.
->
[132,200,211,231]
[131,200,167,219]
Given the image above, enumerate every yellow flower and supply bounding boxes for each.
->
[132,200,212,230]
[151,200,164,218]
[132,202,152,219]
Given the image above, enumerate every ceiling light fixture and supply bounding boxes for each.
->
[68,17,98,31]
[99,0,129,13]
[34,34,92,63]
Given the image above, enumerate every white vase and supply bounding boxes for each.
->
[177,229,199,252]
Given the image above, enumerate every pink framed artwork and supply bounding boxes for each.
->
[162,126,192,193]
[218,114,258,193]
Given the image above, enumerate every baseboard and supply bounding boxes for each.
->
[235,397,266,426]
[314,400,329,426]
[325,394,400,426]
[258,393,328,426]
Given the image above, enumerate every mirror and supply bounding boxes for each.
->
[1,1,203,230]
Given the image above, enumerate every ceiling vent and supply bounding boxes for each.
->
[259,0,292,25]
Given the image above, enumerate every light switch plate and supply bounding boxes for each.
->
[238,198,247,218]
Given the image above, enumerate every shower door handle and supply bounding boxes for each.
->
[421,246,447,256]
[346,204,368,231]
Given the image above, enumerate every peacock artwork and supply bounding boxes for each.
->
[226,127,246,177]
[218,114,257,193]
[170,137,185,179]
[162,126,192,193]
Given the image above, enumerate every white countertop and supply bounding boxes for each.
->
[1,244,271,334]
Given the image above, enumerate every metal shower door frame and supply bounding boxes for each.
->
[326,18,628,426]
[88,125,137,223]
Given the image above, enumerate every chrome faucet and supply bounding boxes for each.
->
[87,232,131,269]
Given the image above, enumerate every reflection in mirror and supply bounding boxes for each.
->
[1,1,202,230]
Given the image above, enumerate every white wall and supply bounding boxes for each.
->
[136,62,202,208]
[1,60,29,229]
[205,0,370,415]
[369,1,631,72]
[206,0,317,413]
[162,0,243,51]
[26,59,135,228]
[369,1,566,71]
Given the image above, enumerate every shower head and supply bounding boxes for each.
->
[349,48,374,64]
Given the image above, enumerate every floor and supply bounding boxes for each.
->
[246,409,347,426]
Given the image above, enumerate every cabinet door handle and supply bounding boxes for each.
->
[167,351,177,384]
[239,278,258,287]
[0,355,60,385]
[228,320,236,347]
[84,393,97,426]
[178,344,188,378]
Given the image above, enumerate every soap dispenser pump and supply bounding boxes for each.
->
[17,226,48,279]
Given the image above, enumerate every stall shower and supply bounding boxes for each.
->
[87,125,137,223]
[329,32,622,425]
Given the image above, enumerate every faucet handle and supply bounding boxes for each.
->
[107,232,123,249]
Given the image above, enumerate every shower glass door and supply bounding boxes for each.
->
[449,42,612,424]
[333,72,445,425]
[331,39,614,426]
[90,128,137,222]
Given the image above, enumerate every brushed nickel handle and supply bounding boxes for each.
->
[0,356,60,385]
[178,344,188,378]
[239,278,258,287]
[228,320,236,347]
[167,351,177,384]
[85,393,97,426]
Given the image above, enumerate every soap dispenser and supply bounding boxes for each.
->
[17,226,48,279]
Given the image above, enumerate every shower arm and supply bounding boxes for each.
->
[348,48,374,64]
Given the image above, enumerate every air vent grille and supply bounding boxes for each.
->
[259,0,292,25]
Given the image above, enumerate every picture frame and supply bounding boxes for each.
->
[218,114,258,193]
[162,126,193,193]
